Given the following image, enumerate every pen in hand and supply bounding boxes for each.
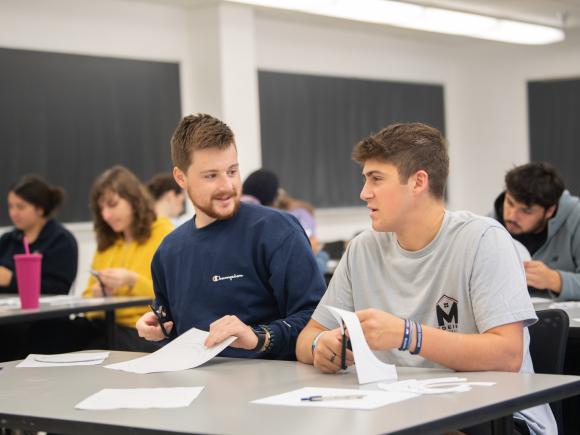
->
[90,269,107,297]
[301,394,365,402]
[149,304,170,339]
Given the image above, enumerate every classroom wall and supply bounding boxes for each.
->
[1,0,579,291]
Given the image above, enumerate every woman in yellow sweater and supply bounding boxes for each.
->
[82,166,173,351]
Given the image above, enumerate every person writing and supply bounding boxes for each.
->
[136,114,325,359]
[0,175,77,295]
[81,166,173,351]
[296,123,555,434]
[492,162,580,300]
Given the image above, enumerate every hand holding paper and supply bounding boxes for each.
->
[325,306,397,384]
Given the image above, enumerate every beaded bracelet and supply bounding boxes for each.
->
[259,324,275,353]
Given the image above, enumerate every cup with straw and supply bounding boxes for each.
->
[13,236,43,309]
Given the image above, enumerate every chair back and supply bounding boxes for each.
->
[529,309,569,375]
[529,308,569,434]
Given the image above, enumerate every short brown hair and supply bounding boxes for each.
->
[90,166,156,251]
[171,114,235,171]
[352,122,449,199]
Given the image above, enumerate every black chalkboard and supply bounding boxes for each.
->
[258,70,445,208]
[0,48,181,225]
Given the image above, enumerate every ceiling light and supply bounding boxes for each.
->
[226,0,565,45]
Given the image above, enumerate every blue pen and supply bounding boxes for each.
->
[301,394,365,401]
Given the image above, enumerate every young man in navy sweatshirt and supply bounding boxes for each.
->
[136,114,325,360]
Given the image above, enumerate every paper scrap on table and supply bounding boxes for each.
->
[252,387,416,410]
[378,377,495,395]
[105,327,236,374]
[75,387,204,410]
[325,305,398,384]
[17,352,110,368]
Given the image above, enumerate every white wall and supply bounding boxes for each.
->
[1,0,579,274]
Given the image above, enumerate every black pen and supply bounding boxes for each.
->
[149,304,170,338]
[341,320,348,370]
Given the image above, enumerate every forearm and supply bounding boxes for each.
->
[418,323,523,372]
[555,271,580,300]
[296,320,327,364]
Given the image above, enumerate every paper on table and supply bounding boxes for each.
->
[75,387,204,410]
[378,377,495,395]
[252,387,416,410]
[17,352,110,368]
[325,305,397,384]
[105,327,236,374]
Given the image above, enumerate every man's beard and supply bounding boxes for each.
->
[193,191,241,221]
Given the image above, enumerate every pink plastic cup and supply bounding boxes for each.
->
[13,253,42,309]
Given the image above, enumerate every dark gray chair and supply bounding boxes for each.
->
[528,309,570,434]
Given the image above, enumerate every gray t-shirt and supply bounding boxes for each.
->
[313,210,555,435]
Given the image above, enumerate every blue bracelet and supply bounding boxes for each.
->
[398,319,410,351]
[410,321,423,355]
[311,331,326,355]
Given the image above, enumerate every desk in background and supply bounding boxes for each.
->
[0,353,579,435]
[0,295,152,349]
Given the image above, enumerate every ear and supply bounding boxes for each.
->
[173,167,187,190]
[411,170,429,194]
[545,204,557,220]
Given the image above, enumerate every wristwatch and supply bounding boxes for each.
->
[251,326,267,352]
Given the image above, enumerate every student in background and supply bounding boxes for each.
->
[492,162,580,300]
[82,166,173,351]
[136,114,324,360]
[296,123,555,434]
[146,172,186,225]
[0,175,78,294]
[242,169,329,275]
[0,175,78,362]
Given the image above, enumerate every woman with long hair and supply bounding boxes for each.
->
[82,166,173,351]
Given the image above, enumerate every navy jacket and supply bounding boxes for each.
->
[152,203,325,360]
[0,219,78,295]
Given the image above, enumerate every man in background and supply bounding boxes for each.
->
[493,162,580,300]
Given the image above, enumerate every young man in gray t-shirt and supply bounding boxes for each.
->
[296,123,555,435]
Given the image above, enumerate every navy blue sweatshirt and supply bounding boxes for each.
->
[0,219,78,295]
[151,202,325,360]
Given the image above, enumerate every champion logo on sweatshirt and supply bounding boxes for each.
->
[212,274,244,282]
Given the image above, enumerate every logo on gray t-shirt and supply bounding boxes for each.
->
[436,295,458,332]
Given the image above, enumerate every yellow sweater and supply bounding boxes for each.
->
[82,217,174,328]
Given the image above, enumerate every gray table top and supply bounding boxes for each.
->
[0,295,152,325]
[1,351,579,435]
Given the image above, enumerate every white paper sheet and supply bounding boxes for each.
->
[325,305,398,384]
[16,352,110,368]
[75,387,204,410]
[252,387,416,410]
[105,327,236,374]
